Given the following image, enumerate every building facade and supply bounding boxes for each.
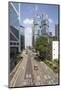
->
[10,26,20,55]
[33,13,49,47]
[9,2,25,72]
[33,15,41,40]
[9,2,25,54]
[41,14,49,36]
[33,14,49,39]
[52,41,58,60]
[55,24,59,40]
[20,26,25,51]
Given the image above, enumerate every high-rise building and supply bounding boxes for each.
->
[9,2,25,53]
[33,15,41,40]
[20,26,25,51]
[32,20,35,47]
[10,26,20,54]
[9,2,20,27]
[55,24,59,40]
[41,13,49,36]
[33,13,49,44]
[9,2,20,54]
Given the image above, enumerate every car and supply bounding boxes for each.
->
[34,65,38,70]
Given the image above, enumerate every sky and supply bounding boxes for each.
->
[20,3,59,48]
[9,2,59,48]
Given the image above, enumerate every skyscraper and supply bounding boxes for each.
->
[9,2,25,53]
[9,2,21,53]
[33,15,41,40]
[55,24,59,40]
[41,13,49,36]
[33,13,49,43]
[20,26,25,51]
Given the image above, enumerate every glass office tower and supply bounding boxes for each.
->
[34,15,41,40]
[9,2,25,53]
[41,13,49,36]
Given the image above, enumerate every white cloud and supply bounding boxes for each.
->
[23,18,33,25]
[49,18,53,23]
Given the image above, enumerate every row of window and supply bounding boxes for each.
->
[10,42,19,45]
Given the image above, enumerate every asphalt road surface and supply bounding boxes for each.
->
[9,50,59,87]
[24,52,34,86]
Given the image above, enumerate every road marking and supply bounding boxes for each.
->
[13,67,20,87]
[44,75,48,79]
[26,74,29,78]
[37,76,40,81]
[48,81,52,84]
[10,62,23,87]
[28,74,31,78]
[12,66,21,87]
[26,74,31,79]
[35,82,40,85]
[51,80,54,83]
[10,50,29,87]
[46,66,48,70]
[48,80,54,84]
[44,75,51,80]
[47,75,51,79]
[23,81,27,85]
[22,66,24,70]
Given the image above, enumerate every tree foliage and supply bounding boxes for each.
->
[35,37,48,51]
[35,36,49,60]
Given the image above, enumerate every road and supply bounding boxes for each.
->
[24,52,34,86]
[9,49,59,87]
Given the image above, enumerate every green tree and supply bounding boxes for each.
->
[35,36,49,60]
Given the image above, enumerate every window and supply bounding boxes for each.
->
[17,43,19,45]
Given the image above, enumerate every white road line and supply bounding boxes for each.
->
[26,74,29,78]
[37,76,40,81]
